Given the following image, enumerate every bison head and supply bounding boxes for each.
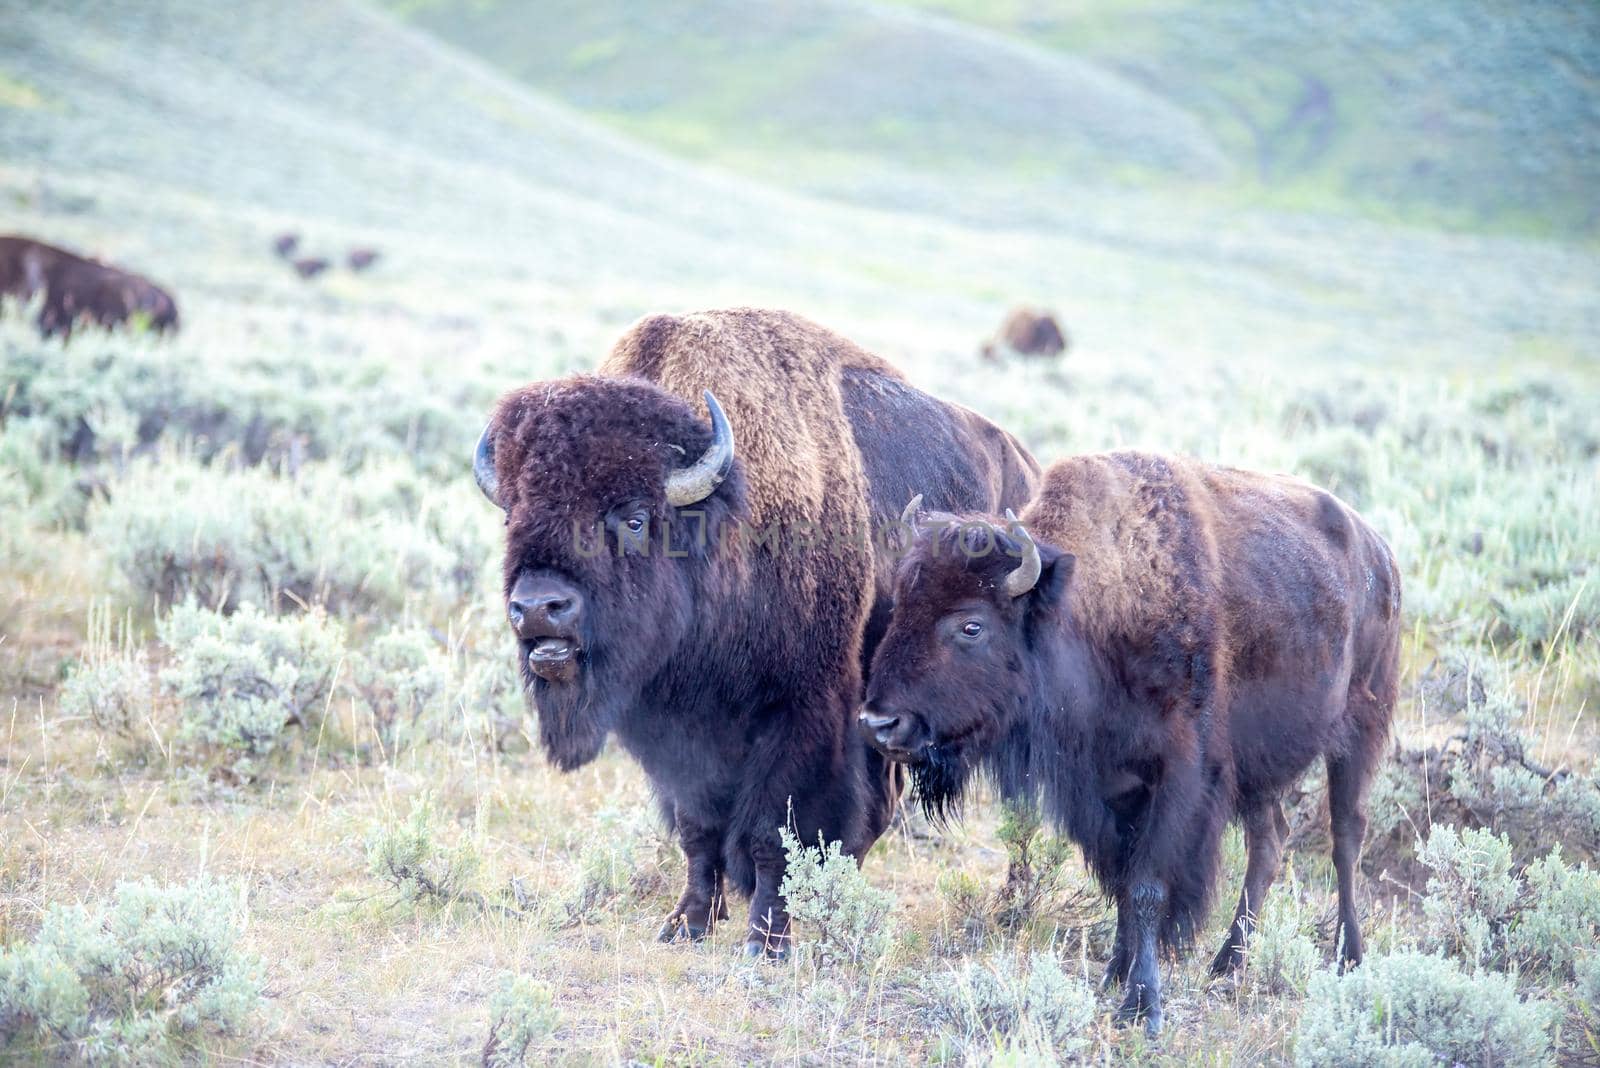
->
[474,376,741,770]
[861,505,1074,816]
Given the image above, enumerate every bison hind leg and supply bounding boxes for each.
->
[1208,798,1290,976]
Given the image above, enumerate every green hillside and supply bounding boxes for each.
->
[388,0,1600,239]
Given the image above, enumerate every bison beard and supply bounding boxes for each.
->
[477,309,1041,959]
[864,451,1400,1034]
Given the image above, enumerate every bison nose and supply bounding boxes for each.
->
[859,710,899,734]
[507,577,584,638]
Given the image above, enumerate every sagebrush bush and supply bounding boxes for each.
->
[925,952,1097,1061]
[0,877,263,1062]
[352,625,452,747]
[59,646,153,738]
[481,973,559,1067]
[159,603,345,766]
[1418,824,1519,966]
[779,828,896,968]
[1244,869,1320,996]
[365,793,482,906]
[1507,849,1600,980]
[555,809,654,928]
[92,454,493,616]
[1294,949,1554,1067]
[992,801,1078,933]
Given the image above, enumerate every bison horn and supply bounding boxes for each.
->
[664,390,735,507]
[900,494,924,530]
[474,423,501,507]
[1001,509,1041,597]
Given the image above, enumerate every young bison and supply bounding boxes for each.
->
[861,452,1399,1033]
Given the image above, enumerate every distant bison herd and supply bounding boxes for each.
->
[1,230,386,341]
[480,308,1398,1032]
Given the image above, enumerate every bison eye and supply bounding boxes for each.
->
[624,512,647,534]
[960,620,983,639]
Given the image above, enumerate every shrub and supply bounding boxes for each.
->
[365,793,482,906]
[1294,950,1554,1068]
[59,646,152,738]
[992,801,1078,933]
[555,808,667,927]
[1244,870,1320,996]
[925,952,1097,1061]
[91,454,493,617]
[481,973,559,1067]
[1418,824,1519,966]
[0,877,263,1062]
[351,625,452,748]
[1507,849,1600,980]
[779,828,896,969]
[159,603,345,767]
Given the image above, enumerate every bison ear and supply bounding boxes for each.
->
[1027,547,1075,619]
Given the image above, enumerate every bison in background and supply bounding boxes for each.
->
[347,247,380,272]
[272,232,300,258]
[475,308,1039,956]
[982,306,1068,362]
[861,452,1400,1032]
[0,235,178,339]
[290,257,331,280]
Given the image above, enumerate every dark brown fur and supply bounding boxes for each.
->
[863,451,1399,1031]
[485,308,1039,955]
[0,235,178,339]
[984,306,1068,360]
[291,257,330,280]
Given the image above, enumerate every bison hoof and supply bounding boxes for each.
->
[1114,986,1162,1037]
[742,938,789,961]
[656,916,710,944]
[1208,943,1245,977]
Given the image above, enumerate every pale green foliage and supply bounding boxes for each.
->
[1418,825,1519,966]
[1506,849,1600,980]
[992,801,1077,933]
[481,973,559,1067]
[0,878,263,1062]
[59,646,152,737]
[365,793,481,905]
[1294,950,1554,1068]
[1245,870,1320,996]
[925,952,1097,1061]
[556,808,664,927]
[779,828,896,968]
[159,603,345,762]
[1578,953,1600,1019]
[91,454,494,617]
[352,625,452,746]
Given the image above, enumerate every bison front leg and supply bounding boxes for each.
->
[658,816,726,943]
[1114,879,1167,1036]
[742,836,791,959]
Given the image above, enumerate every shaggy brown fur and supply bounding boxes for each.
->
[863,450,1399,1032]
[983,306,1067,360]
[0,235,178,339]
[484,307,1038,956]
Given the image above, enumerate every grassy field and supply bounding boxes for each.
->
[2,0,1599,1063]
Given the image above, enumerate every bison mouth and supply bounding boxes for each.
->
[525,637,581,683]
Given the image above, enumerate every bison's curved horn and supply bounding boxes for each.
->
[664,390,735,507]
[900,494,924,531]
[474,424,501,507]
[1001,509,1041,598]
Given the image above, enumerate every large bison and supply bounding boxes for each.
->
[0,235,178,339]
[861,452,1400,1031]
[474,308,1039,955]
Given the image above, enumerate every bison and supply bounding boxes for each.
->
[272,233,300,258]
[861,452,1399,1031]
[474,308,1039,956]
[982,306,1068,362]
[1,235,179,340]
[347,247,380,272]
[290,257,331,280]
